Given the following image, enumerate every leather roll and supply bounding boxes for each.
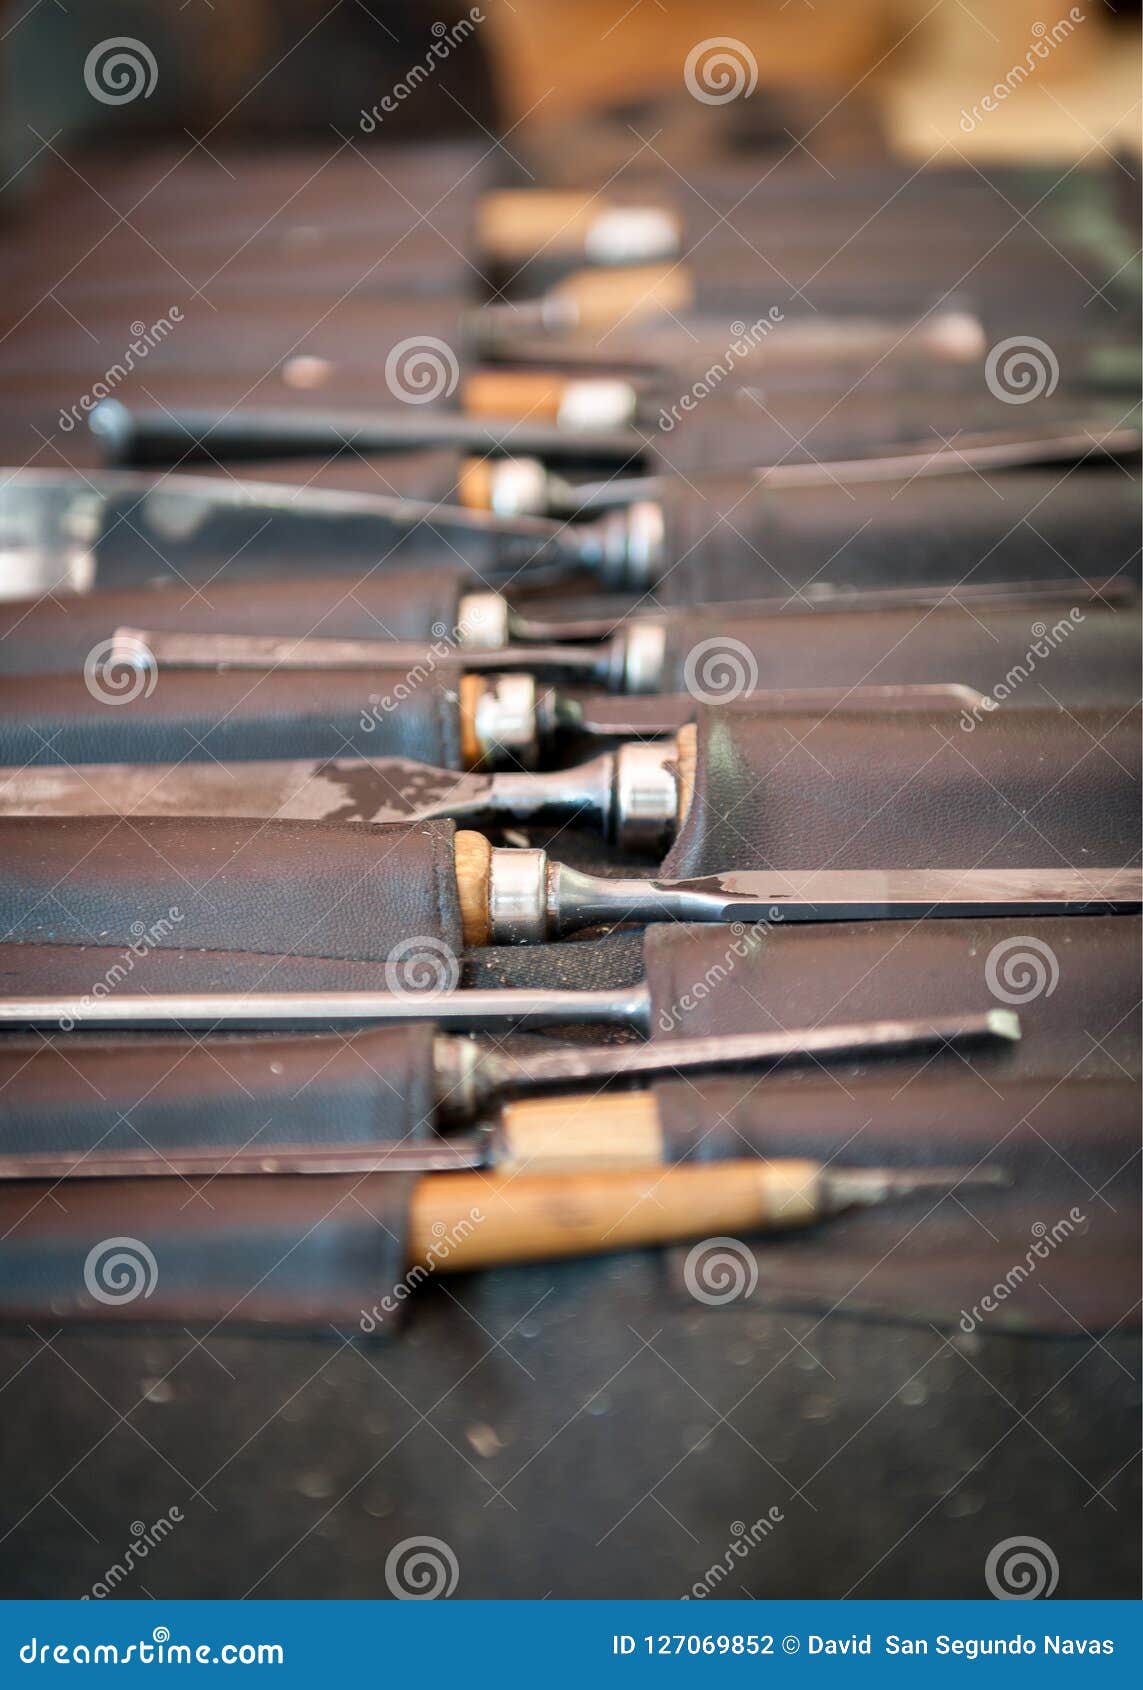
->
[654,470,1142,602]
[0,567,471,675]
[0,1174,416,1331]
[679,265,1101,321]
[656,604,1139,707]
[654,1069,1139,1335]
[660,704,1140,875]
[645,916,1141,1081]
[0,930,647,1000]
[0,1024,438,1157]
[657,1068,1138,1171]
[648,389,1128,475]
[0,666,463,765]
[0,816,462,962]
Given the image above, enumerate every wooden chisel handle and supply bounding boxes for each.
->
[463,370,573,422]
[407,1159,823,1269]
[477,190,606,260]
[477,192,680,265]
[497,1092,664,1172]
[553,264,693,331]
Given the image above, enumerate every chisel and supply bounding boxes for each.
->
[472,265,987,366]
[87,397,642,470]
[0,1159,1011,1331]
[112,589,1140,711]
[0,463,658,596]
[453,859,1143,945]
[0,869,1132,1034]
[470,419,1140,515]
[0,738,692,851]
[0,1010,1017,1171]
[0,675,1008,818]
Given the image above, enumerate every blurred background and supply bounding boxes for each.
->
[1,0,1139,178]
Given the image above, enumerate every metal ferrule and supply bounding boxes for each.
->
[487,846,550,944]
[623,500,666,589]
[556,379,638,432]
[430,1034,491,1124]
[456,592,510,650]
[615,619,667,694]
[583,207,682,267]
[485,458,551,517]
[472,673,539,769]
[581,500,665,591]
[611,741,679,851]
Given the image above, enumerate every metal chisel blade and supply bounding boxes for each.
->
[0,1140,487,1181]
[659,866,1142,923]
[483,1009,1019,1091]
[111,627,602,675]
[0,756,496,825]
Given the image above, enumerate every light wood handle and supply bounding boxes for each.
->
[498,1090,663,1173]
[477,190,599,262]
[407,1159,823,1271]
[454,829,492,947]
[458,673,486,769]
[456,458,496,512]
[674,722,698,830]
[555,264,693,331]
[462,370,569,421]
